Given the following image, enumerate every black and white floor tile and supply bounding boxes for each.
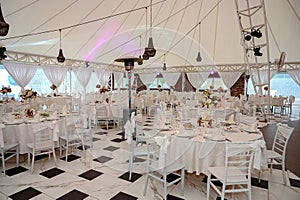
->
[1,125,300,200]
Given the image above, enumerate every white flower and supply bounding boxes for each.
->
[206,99,212,104]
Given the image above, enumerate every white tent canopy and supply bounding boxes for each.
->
[0,0,299,72]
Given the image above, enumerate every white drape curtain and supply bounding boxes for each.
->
[100,71,112,86]
[162,72,180,87]
[42,65,68,88]
[219,71,243,89]
[187,72,209,88]
[113,71,123,88]
[287,70,300,86]
[139,73,157,87]
[251,69,277,85]
[3,61,37,89]
[72,67,93,89]
[94,68,104,84]
[94,68,111,86]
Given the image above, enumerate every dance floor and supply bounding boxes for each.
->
[1,110,300,200]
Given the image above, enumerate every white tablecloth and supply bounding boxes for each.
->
[167,127,267,175]
[2,120,60,154]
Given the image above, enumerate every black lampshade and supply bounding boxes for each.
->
[196,52,202,62]
[142,51,149,60]
[57,49,65,62]
[162,63,167,71]
[144,37,156,57]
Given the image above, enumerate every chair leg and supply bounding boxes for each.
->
[181,168,185,196]
[206,173,211,200]
[282,164,287,185]
[221,184,226,200]
[143,173,149,196]
[27,152,30,167]
[163,174,167,200]
[1,150,6,175]
[31,152,35,172]
[65,143,69,161]
[128,153,133,180]
[52,147,57,165]
[16,146,19,167]
[59,139,62,157]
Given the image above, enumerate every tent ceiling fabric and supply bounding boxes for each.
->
[1,0,299,72]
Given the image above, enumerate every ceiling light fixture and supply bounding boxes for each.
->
[253,47,263,56]
[162,53,167,71]
[57,29,65,63]
[196,22,202,62]
[137,35,143,65]
[143,0,156,58]
[250,28,262,38]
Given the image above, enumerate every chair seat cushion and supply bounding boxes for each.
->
[150,160,185,174]
[266,150,281,160]
[208,166,248,184]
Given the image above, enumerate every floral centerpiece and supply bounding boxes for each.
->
[202,89,221,108]
[20,89,37,100]
[100,86,109,94]
[0,86,12,95]
[50,84,57,91]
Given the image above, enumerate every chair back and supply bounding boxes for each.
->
[96,105,109,119]
[32,124,55,151]
[224,142,255,184]
[146,136,172,171]
[272,123,294,158]
[0,124,5,148]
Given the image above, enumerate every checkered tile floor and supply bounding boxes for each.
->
[1,122,300,200]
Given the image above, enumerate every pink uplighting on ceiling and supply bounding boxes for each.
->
[83,25,140,61]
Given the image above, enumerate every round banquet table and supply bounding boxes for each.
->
[2,120,60,154]
[166,126,267,176]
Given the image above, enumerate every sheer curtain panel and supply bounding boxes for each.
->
[3,61,37,89]
[42,64,68,88]
[139,73,157,89]
[287,70,300,86]
[219,71,243,90]
[187,72,209,89]
[162,72,180,88]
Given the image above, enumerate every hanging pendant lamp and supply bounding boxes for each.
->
[137,36,143,65]
[0,4,9,36]
[196,22,202,62]
[162,53,167,71]
[145,37,156,57]
[196,52,202,62]
[143,0,156,58]
[57,29,65,63]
